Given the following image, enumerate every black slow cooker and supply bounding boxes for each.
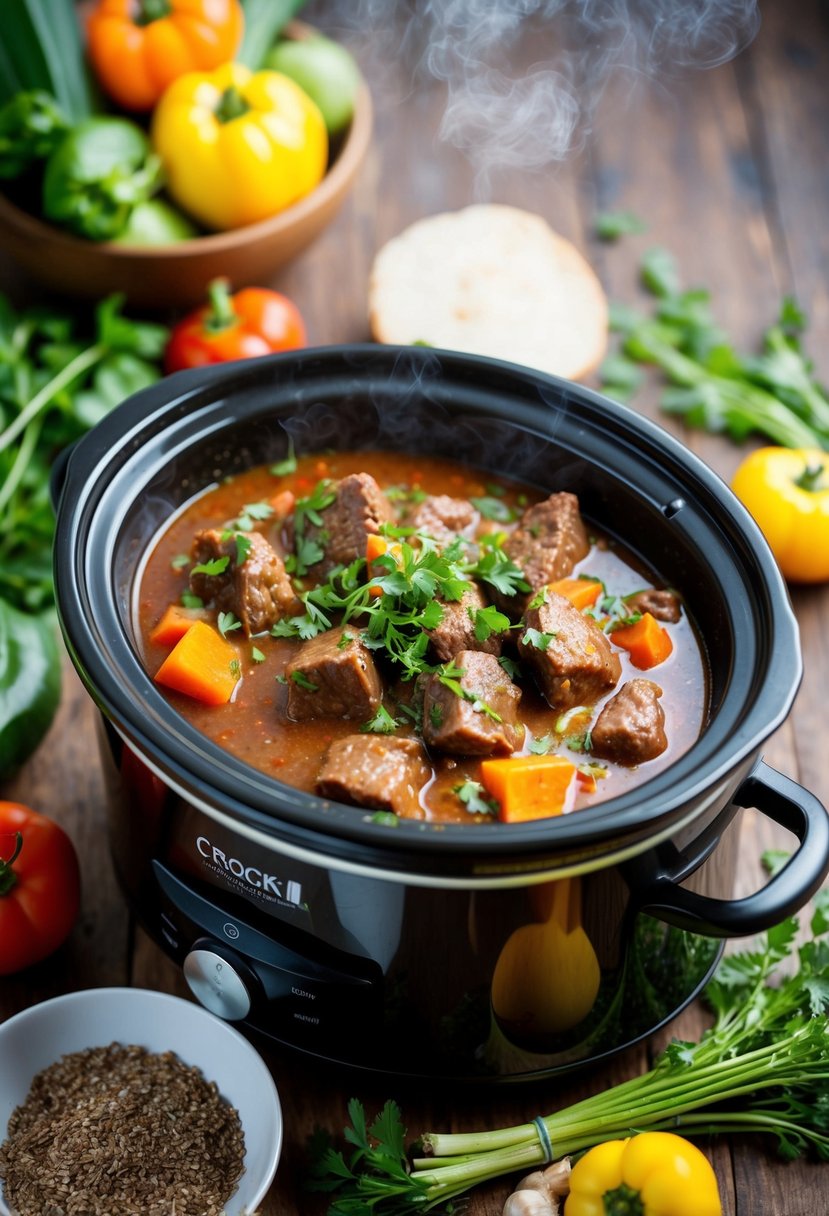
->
[52,346,829,1082]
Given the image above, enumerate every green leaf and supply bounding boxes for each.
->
[270,438,297,476]
[0,0,95,121]
[529,733,554,755]
[641,246,681,298]
[472,604,510,643]
[523,626,555,651]
[470,495,516,523]
[453,779,498,816]
[236,0,307,70]
[595,209,647,240]
[217,611,242,637]
[94,295,169,360]
[360,705,401,735]
[191,556,230,577]
[290,670,319,692]
[599,353,644,397]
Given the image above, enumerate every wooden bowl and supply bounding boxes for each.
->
[0,33,372,310]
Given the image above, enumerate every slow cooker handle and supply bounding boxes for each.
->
[638,760,829,938]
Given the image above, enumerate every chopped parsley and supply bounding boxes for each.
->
[234,533,252,565]
[498,655,521,680]
[470,535,529,598]
[429,702,444,728]
[171,553,189,570]
[470,495,517,523]
[470,604,510,643]
[523,626,555,651]
[436,661,502,722]
[251,646,266,663]
[564,729,593,753]
[270,440,297,476]
[229,658,241,678]
[181,591,203,609]
[289,480,337,577]
[191,555,229,577]
[453,779,498,816]
[230,501,273,532]
[529,733,555,755]
[290,671,319,692]
[360,705,401,734]
[217,611,242,637]
[528,585,549,610]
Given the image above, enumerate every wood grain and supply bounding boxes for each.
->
[2,1,828,1213]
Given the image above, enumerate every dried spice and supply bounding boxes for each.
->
[0,1042,246,1216]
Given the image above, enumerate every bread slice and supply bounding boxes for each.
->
[368,204,608,381]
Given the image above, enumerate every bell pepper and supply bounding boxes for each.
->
[151,62,328,231]
[0,600,61,781]
[565,1132,722,1216]
[731,446,829,583]
[86,0,245,112]
[42,116,162,240]
[164,278,307,372]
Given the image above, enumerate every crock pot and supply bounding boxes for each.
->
[52,345,829,1083]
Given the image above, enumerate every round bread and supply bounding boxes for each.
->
[368,204,608,381]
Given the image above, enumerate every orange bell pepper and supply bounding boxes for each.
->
[86,0,245,112]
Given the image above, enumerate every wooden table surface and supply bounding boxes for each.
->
[2,1,828,1212]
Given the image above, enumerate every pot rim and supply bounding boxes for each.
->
[53,344,801,879]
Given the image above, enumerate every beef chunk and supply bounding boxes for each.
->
[285,626,382,722]
[422,650,522,756]
[316,734,431,819]
[305,473,393,575]
[497,492,590,616]
[590,679,667,765]
[404,494,479,548]
[190,529,299,636]
[625,588,682,623]
[518,590,621,710]
[428,581,503,661]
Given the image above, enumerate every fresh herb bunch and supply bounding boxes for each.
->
[0,293,167,777]
[601,247,829,451]
[308,890,829,1213]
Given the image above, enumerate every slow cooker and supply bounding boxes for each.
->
[52,346,829,1083]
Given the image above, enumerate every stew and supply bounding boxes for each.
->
[135,451,708,824]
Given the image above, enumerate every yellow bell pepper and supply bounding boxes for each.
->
[731,446,829,583]
[151,62,328,231]
[564,1133,722,1216]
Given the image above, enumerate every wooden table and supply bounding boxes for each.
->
[2,0,828,1211]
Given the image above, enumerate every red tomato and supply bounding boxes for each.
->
[165,278,307,373]
[0,801,81,976]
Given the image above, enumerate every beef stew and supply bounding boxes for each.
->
[136,451,708,824]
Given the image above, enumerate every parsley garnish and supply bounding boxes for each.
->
[523,626,555,651]
[360,705,401,734]
[290,671,319,692]
[429,702,444,728]
[229,658,241,678]
[453,779,498,815]
[290,480,337,577]
[497,655,521,680]
[217,611,242,637]
[234,533,252,565]
[270,439,297,476]
[471,604,510,643]
[470,535,530,598]
[528,585,549,610]
[230,501,273,532]
[251,646,265,663]
[436,661,502,722]
[191,555,229,577]
[180,592,202,609]
[171,553,189,570]
[470,495,517,523]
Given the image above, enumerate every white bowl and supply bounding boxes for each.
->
[0,987,282,1216]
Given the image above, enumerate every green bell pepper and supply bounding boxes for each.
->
[42,116,163,241]
[0,598,61,780]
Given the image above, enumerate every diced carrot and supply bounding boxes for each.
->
[548,577,603,611]
[610,611,673,669]
[269,489,295,520]
[577,769,598,795]
[366,534,402,598]
[149,604,206,647]
[154,620,240,705]
[480,755,577,823]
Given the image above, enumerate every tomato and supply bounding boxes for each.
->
[165,278,307,373]
[0,801,81,976]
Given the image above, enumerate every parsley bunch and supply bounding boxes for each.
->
[309,890,829,1212]
[602,248,829,451]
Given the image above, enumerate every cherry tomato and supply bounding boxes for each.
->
[165,278,307,373]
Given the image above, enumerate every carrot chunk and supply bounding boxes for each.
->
[610,611,673,669]
[547,577,603,611]
[480,755,577,823]
[154,620,240,705]
[149,604,206,646]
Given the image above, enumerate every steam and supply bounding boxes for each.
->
[306,0,760,176]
